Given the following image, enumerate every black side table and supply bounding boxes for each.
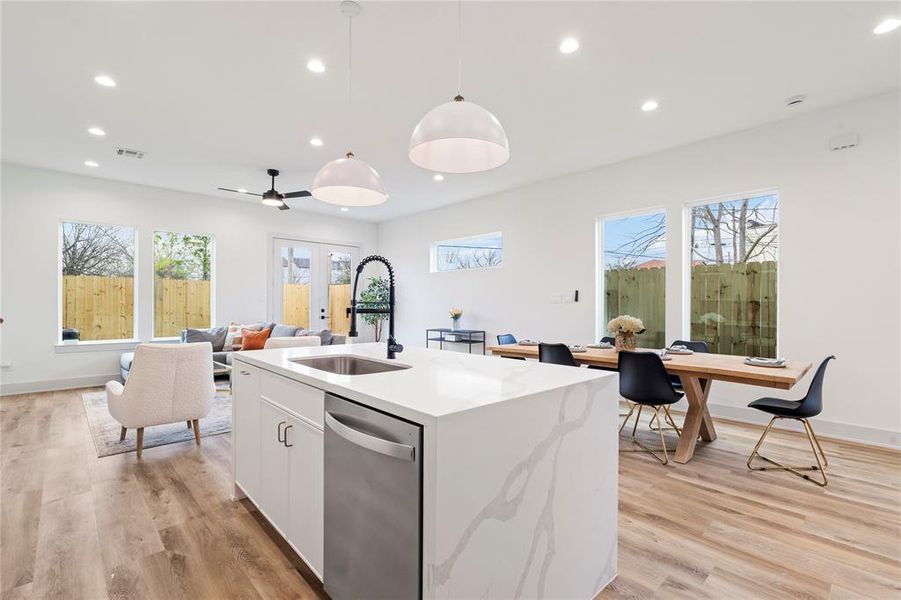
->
[426,328,486,355]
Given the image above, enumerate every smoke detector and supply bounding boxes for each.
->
[785,94,806,107]
[115,147,145,159]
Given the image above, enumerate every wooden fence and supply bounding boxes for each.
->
[154,278,212,338]
[281,283,352,335]
[62,275,135,341]
[604,260,777,357]
[62,275,211,340]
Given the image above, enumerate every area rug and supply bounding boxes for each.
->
[81,382,232,458]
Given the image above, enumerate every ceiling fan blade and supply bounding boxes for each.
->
[218,187,263,197]
[283,190,312,199]
[277,201,290,211]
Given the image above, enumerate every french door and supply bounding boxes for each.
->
[272,238,359,335]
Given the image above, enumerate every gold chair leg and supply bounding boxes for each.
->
[747,416,828,487]
[629,406,677,465]
[631,404,644,438]
[804,418,829,468]
[619,401,636,433]
[648,405,682,435]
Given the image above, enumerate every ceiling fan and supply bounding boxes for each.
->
[218,168,311,210]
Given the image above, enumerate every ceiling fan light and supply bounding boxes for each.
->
[312,153,387,207]
[261,190,284,207]
[409,97,509,173]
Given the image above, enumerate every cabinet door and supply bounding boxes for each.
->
[232,362,261,501]
[259,400,290,536]
[287,417,324,577]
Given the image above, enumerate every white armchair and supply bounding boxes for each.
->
[106,342,215,458]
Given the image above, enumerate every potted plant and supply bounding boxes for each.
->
[449,307,463,331]
[607,315,644,352]
[359,276,390,342]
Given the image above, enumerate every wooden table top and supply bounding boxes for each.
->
[486,344,812,390]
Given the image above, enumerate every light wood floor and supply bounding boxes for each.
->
[1,388,899,599]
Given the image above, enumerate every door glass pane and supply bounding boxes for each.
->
[689,193,778,357]
[282,246,311,328]
[601,212,666,348]
[328,251,353,335]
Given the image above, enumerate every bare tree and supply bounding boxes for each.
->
[439,245,503,270]
[61,223,134,276]
[607,213,666,268]
[691,199,778,264]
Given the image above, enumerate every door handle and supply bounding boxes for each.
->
[239,370,251,376]
[284,424,294,447]
[277,421,286,443]
[325,412,415,461]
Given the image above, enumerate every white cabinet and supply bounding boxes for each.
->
[232,359,324,578]
[287,416,324,575]
[259,399,291,535]
[232,362,261,501]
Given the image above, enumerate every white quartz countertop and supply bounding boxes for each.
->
[233,342,611,422]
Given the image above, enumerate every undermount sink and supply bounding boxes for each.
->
[289,355,411,375]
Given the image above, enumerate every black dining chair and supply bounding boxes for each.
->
[618,351,683,465]
[645,339,710,433]
[538,343,579,367]
[496,333,526,360]
[746,356,835,487]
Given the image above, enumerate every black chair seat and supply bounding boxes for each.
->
[748,397,810,418]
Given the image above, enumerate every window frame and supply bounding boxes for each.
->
[595,207,668,344]
[57,218,139,346]
[682,188,780,356]
[430,231,504,273]
[150,229,217,341]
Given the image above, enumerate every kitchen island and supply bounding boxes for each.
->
[232,342,618,599]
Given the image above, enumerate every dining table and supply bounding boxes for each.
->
[486,344,813,463]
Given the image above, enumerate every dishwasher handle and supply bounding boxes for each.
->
[325,412,415,462]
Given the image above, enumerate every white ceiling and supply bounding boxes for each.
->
[2,1,898,222]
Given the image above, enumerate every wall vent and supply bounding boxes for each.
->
[115,147,145,159]
[828,133,859,152]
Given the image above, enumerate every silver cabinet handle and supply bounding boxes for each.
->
[325,412,415,462]
[277,421,286,443]
[284,424,293,447]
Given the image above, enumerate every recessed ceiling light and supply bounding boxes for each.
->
[433,173,444,181]
[94,74,116,87]
[307,58,326,73]
[88,127,106,136]
[641,99,659,112]
[84,160,99,167]
[310,137,324,147]
[874,18,901,34]
[559,38,580,54]
[340,207,349,212]
[237,188,248,193]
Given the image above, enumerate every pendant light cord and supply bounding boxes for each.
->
[347,12,353,152]
[456,0,463,96]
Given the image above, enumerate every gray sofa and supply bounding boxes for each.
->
[119,323,345,381]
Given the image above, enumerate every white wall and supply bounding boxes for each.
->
[0,164,379,393]
[379,92,901,447]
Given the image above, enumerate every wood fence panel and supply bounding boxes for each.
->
[603,267,666,348]
[282,283,311,329]
[328,284,352,335]
[154,279,211,338]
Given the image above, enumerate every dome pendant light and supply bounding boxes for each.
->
[312,1,387,207]
[409,0,509,174]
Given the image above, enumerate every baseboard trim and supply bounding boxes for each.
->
[668,403,900,451]
[1,373,120,396]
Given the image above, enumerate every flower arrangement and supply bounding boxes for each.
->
[449,307,463,331]
[607,315,644,352]
[607,315,644,334]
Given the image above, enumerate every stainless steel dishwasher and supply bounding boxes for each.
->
[323,393,422,600]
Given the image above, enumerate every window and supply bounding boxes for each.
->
[600,212,666,348]
[431,232,503,272]
[689,192,778,357]
[60,221,136,342]
[153,231,214,338]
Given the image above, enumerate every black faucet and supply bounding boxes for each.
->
[347,255,403,359]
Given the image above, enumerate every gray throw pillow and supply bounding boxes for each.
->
[184,327,228,352]
[310,328,333,346]
[271,324,300,338]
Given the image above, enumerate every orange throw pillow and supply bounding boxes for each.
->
[240,327,271,351]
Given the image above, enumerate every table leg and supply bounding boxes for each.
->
[674,376,716,463]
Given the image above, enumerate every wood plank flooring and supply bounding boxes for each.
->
[1,388,899,599]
